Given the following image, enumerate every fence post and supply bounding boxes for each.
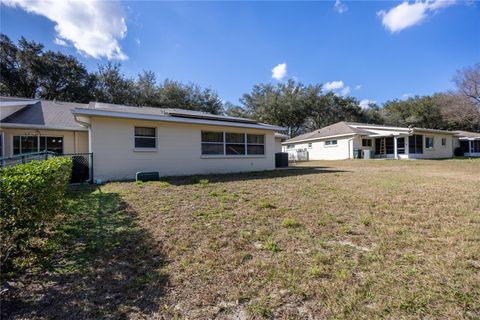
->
[89,153,94,183]
[22,155,25,164]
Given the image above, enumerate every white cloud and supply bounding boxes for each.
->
[54,37,67,46]
[334,0,348,13]
[378,0,456,33]
[324,80,345,91]
[354,85,362,90]
[401,93,414,99]
[2,0,128,60]
[271,63,287,80]
[360,99,377,109]
[324,80,351,96]
[340,86,351,96]
[135,38,141,45]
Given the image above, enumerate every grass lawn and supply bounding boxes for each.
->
[3,159,480,319]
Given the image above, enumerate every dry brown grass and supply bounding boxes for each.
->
[3,159,480,319]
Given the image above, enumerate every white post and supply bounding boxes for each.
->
[394,136,398,159]
[469,140,472,155]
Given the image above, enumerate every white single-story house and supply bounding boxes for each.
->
[282,121,462,160]
[72,103,285,181]
[454,131,480,157]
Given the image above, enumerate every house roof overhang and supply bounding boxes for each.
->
[0,123,88,131]
[72,108,286,131]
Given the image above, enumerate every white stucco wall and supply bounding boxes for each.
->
[0,128,88,157]
[89,117,276,181]
[275,138,283,153]
[283,136,354,160]
[281,132,454,160]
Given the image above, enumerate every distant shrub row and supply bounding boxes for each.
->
[0,157,72,275]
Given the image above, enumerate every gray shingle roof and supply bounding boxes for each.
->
[1,99,88,130]
[454,130,480,139]
[285,122,373,143]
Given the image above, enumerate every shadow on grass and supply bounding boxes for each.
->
[162,167,348,186]
[2,185,167,319]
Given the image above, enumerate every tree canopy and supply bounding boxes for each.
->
[1,34,478,133]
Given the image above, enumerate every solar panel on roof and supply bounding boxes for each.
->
[167,112,258,124]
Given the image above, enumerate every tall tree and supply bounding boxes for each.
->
[382,96,445,129]
[0,35,45,98]
[241,80,315,135]
[94,62,137,105]
[454,63,480,107]
[434,93,480,132]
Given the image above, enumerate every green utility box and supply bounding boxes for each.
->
[136,171,160,182]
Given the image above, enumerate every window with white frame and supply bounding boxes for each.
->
[247,134,265,155]
[426,137,434,149]
[201,131,265,156]
[441,138,447,148]
[308,143,312,149]
[226,133,245,155]
[286,144,294,150]
[325,140,338,146]
[134,127,156,149]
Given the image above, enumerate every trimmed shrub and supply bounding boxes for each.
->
[0,157,72,275]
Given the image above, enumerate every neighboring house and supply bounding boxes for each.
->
[274,133,290,153]
[283,121,456,160]
[0,97,89,158]
[72,102,285,181]
[454,131,480,157]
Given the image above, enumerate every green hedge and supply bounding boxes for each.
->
[0,157,72,274]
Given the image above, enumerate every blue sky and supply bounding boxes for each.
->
[1,0,479,107]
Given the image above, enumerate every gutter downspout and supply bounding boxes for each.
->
[347,137,355,159]
[73,114,93,183]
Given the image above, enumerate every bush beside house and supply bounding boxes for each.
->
[0,157,72,276]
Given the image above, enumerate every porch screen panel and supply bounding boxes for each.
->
[409,135,423,154]
[385,137,394,154]
[474,141,480,153]
[397,137,405,154]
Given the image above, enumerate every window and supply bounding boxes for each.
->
[325,140,338,146]
[286,144,294,150]
[473,140,480,153]
[426,137,434,149]
[409,134,423,154]
[201,131,224,155]
[247,134,265,155]
[134,127,156,149]
[308,143,312,149]
[226,133,245,155]
[201,131,265,156]
[40,136,63,154]
[362,139,372,147]
[441,138,447,148]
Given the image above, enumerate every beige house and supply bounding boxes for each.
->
[0,97,89,158]
[72,103,284,181]
[283,122,457,160]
